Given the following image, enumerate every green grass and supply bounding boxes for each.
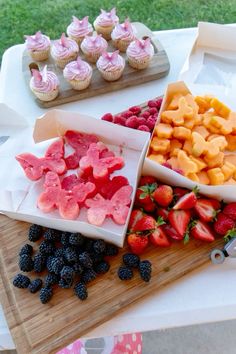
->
[1,0,236,61]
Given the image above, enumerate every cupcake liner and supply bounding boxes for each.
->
[68,31,93,46]
[29,48,50,62]
[82,50,101,63]
[128,56,152,70]
[99,67,124,81]
[31,87,59,102]
[93,23,114,40]
[67,73,92,90]
[112,38,133,53]
[52,53,78,69]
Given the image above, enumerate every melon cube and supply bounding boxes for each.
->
[226,135,236,151]
[193,126,210,140]
[155,123,173,139]
[197,171,210,185]
[207,168,225,185]
[222,161,236,181]
[150,137,170,153]
[210,98,231,118]
[148,154,166,164]
[173,127,191,140]
[183,140,193,155]
[204,152,224,168]
[187,173,199,182]
[169,139,182,157]
[190,156,207,171]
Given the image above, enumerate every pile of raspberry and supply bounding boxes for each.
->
[101,97,163,133]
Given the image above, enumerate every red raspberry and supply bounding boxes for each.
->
[162,162,172,169]
[155,98,163,109]
[138,125,150,132]
[114,115,126,126]
[148,107,158,115]
[121,110,133,119]
[147,100,157,108]
[173,168,184,175]
[146,117,156,130]
[140,111,150,119]
[125,116,139,129]
[129,106,141,115]
[101,113,113,122]
[137,117,147,125]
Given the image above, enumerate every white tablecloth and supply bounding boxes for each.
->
[1,27,236,350]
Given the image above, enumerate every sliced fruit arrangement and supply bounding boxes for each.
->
[101,97,163,133]
[16,131,133,225]
[127,175,236,254]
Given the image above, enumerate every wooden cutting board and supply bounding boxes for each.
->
[22,22,170,108]
[0,214,224,354]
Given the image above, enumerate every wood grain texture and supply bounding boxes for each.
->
[0,213,224,354]
[22,22,170,109]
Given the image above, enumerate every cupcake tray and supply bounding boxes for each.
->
[22,22,170,108]
[0,98,225,354]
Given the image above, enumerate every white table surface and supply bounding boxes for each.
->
[1,27,236,350]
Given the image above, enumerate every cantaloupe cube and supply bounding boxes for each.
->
[207,134,221,141]
[169,139,182,157]
[187,173,199,182]
[151,137,170,153]
[155,123,173,139]
[173,127,191,140]
[190,156,207,171]
[203,113,221,134]
[162,97,193,126]
[226,135,236,151]
[204,152,224,168]
[224,154,236,166]
[210,98,231,118]
[224,178,236,185]
[148,154,166,164]
[183,118,195,130]
[222,161,236,181]
[185,94,199,115]
[207,168,225,185]
[197,171,210,185]
[177,150,198,176]
[205,136,228,159]
[183,140,193,155]
[167,93,183,110]
[167,157,180,170]
[193,125,210,140]
[195,96,211,114]
[210,116,233,135]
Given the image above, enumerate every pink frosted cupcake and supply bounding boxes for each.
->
[63,57,92,90]
[24,31,50,61]
[127,38,154,69]
[81,34,108,63]
[51,33,79,69]
[111,19,136,52]
[96,51,125,81]
[30,66,59,101]
[93,8,119,40]
[66,16,93,45]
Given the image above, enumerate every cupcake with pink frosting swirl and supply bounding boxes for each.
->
[63,57,93,90]
[81,34,108,63]
[96,50,125,81]
[30,65,59,101]
[94,8,119,40]
[67,16,93,45]
[111,19,136,52]
[127,38,154,70]
[24,31,50,61]
[51,33,79,69]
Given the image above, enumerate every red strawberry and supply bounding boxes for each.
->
[129,106,141,115]
[214,213,235,235]
[135,183,157,206]
[157,207,169,221]
[150,227,171,247]
[191,220,215,242]
[139,176,157,186]
[173,187,198,210]
[132,215,156,232]
[194,198,220,222]
[168,210,191,237]
[101,113,113,122]
[223,202,236,221]
[152,185,173,207]
[128,209,143,230]
[143,200,157,213]
[127,233,149,255]
[162,224,183,240]
[173,187,188,200]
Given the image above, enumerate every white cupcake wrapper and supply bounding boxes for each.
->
[99,68,124,81]
[67,74,92,90]
[68,32,93,45]
[128,56,152,69]
[29,49,50,62]
[31,87,59,102]
[93,23,114,40]
[51,53,78,69]
[112,38,134,53]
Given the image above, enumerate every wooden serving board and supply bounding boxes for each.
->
[22,22,170,108]
[0,214,224,354]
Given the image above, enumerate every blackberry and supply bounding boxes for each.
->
[123,253,140,268]
[19,244,33,257]
[51,257,64,274]
[39,240,55,256]
[64,247,78,264]
[39,287,53,304]
[58,278,73,289]
[139,260,152,282]
[73,263,83,275]
[94,261,110,274]
[93,239,106,254]
[60,232,70,247]
[54,248,64,258]
[118,266,133,280]
[44,228,59,241]
[19,254,34,272]
[28,224,43,242]
[104,243,119,257]
[46,255,55,273]
[84,239,94,252]
[28,279,42,293]
[69,233,85,246]
[45,273,60,287]
[60,266,74,282]
[90,252,104,265]
[13,274,30,288]
[81,269,96,284]
[74,282,88,300]
[79,252,93,268]
[34,253,46,273]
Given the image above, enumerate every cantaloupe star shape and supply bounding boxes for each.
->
[161,97,193,126]
[192,132,227,158]
[177,150,198,175]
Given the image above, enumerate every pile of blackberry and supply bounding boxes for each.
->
[117,253,152,282]
[13,224,119,304]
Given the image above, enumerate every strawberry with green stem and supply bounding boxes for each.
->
[135,182,157,206]
[127,233,149,255]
